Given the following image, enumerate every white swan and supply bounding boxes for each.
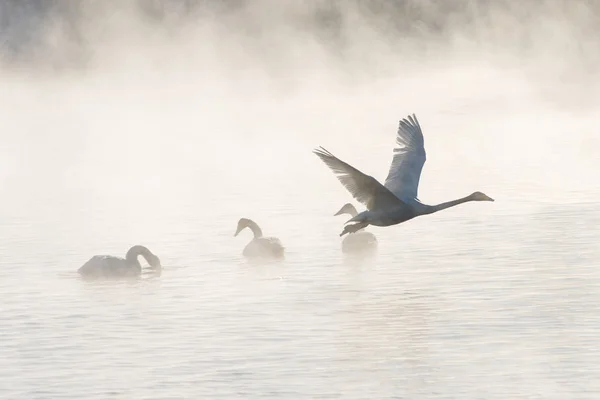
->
[78,245,161,278]
[314,114,494,236]
[334,203,378,253]
[235,218,284,259]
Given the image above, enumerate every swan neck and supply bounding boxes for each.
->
[347,206,358,218]
[125,245,153,265]
[246,220,263,238]
[337,204,358,218]
[428,195,474,214]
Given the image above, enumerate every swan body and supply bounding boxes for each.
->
[314,114,494,236]
[78,245,161,279]
[235,218,284,259]
[334,203,378,253]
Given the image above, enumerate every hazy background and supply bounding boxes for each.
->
[1,1,599,399]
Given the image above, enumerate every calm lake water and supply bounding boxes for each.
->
[1,9,600,398]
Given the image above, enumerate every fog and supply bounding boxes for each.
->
[1,0,599,262]
[1,2,600,398]
[2,1,599,206]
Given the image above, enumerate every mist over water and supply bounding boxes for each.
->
[1,1,599,399]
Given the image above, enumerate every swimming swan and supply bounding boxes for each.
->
[314,114,494,236]
[334,203,378,253]
[235,218,284,259]
[78,245,161,278]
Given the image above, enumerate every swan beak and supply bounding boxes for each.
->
[334,209,344,216]
[234,227,242,237]
[486,195,495,202]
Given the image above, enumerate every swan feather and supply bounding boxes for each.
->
[383,114,427,202]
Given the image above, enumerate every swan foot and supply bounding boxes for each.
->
[340,222,369,237]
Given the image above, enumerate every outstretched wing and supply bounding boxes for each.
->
[383,114,427,201]
[313,147,405,211]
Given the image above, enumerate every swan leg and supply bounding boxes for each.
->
[340,222,369,237]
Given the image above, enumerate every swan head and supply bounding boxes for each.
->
[234,218,250,236]
[470,191,494,202]
[334,203,357,216]
[147,253,162,270]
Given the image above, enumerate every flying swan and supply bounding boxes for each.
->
[314,114,494,236]
[78,245,162,278]
[334,203,378,253]
[235,218,285,259]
